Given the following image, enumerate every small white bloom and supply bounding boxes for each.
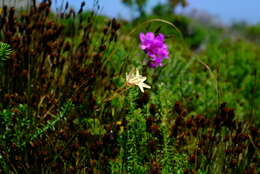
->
[126,68,151,93]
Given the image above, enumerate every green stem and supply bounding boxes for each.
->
[103,84,131,102]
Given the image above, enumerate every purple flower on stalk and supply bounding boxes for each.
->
[139,32,169,68]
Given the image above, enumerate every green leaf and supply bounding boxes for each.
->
[0,42,13,61]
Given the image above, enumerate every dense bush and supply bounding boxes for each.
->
[0,0,259,173]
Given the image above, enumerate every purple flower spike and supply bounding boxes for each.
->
[139,32,169,68]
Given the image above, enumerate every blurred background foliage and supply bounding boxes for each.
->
[121,0,188,15]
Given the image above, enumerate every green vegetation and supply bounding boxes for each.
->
[0,0,259,173]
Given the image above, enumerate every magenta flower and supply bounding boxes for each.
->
[139,32,169,68]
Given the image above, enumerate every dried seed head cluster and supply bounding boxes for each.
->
[0,0,125,172]
[168,102,259,173]
[0,0,258,173]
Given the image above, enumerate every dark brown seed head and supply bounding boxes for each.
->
[174,101,183,115]
[149,104,158,115]
[230,159,238,168]
[149,160,161,174]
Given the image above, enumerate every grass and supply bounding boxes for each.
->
[0,0,259,173]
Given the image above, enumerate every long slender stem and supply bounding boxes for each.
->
[103,84,131,102]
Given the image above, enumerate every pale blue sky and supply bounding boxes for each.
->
[52,0,260,24]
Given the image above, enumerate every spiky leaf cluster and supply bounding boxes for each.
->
[0,42,13,61]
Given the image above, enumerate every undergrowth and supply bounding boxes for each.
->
[0,0,259,174]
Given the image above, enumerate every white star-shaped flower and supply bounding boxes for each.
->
[126,68,151,93]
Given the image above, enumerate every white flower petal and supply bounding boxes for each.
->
[126,68,151,93]
[138,84,144,93]
[142,83,151,89]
